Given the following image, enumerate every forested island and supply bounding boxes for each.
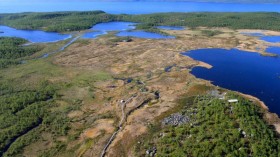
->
[0,11,280,157]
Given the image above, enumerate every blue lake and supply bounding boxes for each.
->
[82,22,137,39]
[2,1,280,14]
[82,31,107,39]
[261,36,280,43]
[91,22,136,31]
[266,46,280,55]
[82,22,175,39]
[242,32,280,43]
[0,25,71,43]
[117,31,175,39]
[182,48,280,115]
[157,26,185,30]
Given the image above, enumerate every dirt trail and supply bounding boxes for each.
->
[100,95,137,157]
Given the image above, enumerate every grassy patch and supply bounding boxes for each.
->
[201,30,223,37]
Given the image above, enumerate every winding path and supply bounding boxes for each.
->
[100,95,135,157]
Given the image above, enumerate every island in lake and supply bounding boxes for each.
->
[0,9,280,157]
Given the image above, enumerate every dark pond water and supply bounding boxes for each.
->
[0,25,71,43]
[182,48,280,115]
[117,31,175,39]
[157,26,185,30]
[2,1,280,14]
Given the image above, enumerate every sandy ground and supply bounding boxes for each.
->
[82,119,115,139]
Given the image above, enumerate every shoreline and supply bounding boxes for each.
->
[237,91,280,134]
[234,91,280,134]
[237,92,268,110]
[191,58,280,135]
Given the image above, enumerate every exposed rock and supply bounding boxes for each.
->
[162,113,190,126]
[146,147,157,157]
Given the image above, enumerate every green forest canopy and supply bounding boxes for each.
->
[0,37,42,68]
[138,94,280,157]
[1,11,280,32]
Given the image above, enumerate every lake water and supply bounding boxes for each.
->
[0,25,71,43]
[82,22,175,39]
[0,21,176,42]
[2,1,280,14]
[90,22,136,31]
[266,46,280,55]
[82,31,107,39]
[82,22,135,39]
[261,36,280,43]
[157,26,185,30]
[117,31,175,39]
[242,32,280,43]
[182,48,280,115]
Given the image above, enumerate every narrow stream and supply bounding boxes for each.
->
[39,36,80,59]
[1,119,42,156]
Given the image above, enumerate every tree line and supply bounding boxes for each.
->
[2,12,280,32]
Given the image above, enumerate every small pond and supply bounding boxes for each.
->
[242,32,264,37]
[157,26,185,30]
